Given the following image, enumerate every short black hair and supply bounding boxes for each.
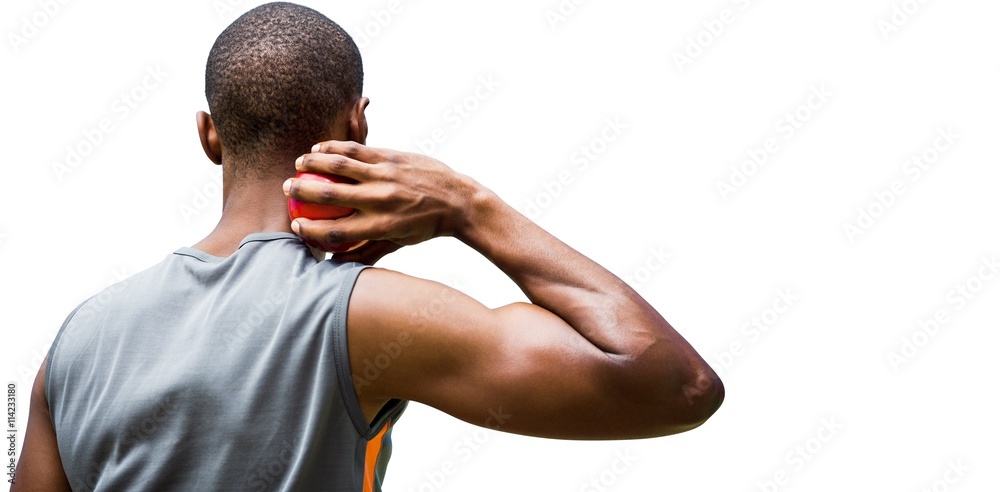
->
[205,2,362,178]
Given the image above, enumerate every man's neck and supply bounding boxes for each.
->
[192,175,295,258]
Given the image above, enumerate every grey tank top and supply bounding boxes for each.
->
[46,232,407,491]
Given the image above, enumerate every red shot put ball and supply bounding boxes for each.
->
[287,172,368,253]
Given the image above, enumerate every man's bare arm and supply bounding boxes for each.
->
[286,142,724,439]
[11,356,71,492]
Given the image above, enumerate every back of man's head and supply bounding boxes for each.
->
[206,2,362,179]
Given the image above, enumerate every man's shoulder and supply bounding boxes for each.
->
[345,267,464,332]
[67,257,171,323]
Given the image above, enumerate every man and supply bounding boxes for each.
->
[13,2,723,491]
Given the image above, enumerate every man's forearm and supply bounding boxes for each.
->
[457,184,715,383]
[456,185,723,418]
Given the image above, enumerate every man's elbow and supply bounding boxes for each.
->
[610,361,725,438]
[635,342,726,433]
[678,368,725,428]
[648,368,725,436]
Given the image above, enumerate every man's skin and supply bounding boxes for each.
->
[12,96,723,490]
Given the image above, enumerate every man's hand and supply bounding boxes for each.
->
[282,141,484,264]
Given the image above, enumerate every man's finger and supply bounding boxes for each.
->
[311,140,391,164]
[292,214,389,245]
[334,240,403,265]
[296,152,376,181]
[284,177,375,208]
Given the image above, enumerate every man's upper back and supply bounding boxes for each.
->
[45,232,405,491]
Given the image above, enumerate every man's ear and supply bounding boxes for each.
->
[196,111,223,165]
[348,97,369,145]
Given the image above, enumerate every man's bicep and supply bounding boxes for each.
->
[348,268,621,438]
[12,356,71,492]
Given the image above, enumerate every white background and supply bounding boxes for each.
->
[2,0,998,490]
